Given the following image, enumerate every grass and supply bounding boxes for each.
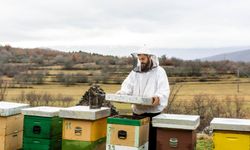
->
[196,139,213,150]
[176,81,250,100]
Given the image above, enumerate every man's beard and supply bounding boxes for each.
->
[141,60,152,72]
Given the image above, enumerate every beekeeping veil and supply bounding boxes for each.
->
[131,48,159,73]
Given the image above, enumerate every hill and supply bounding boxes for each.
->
[202,49,250,62]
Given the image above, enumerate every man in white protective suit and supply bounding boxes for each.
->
[117,48,170,150]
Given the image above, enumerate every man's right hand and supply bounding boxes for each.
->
[152,96,160,106]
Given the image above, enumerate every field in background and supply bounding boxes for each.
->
[5,80,250,111]
[1,64,249,116]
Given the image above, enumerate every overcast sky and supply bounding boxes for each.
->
[1,0,250,59]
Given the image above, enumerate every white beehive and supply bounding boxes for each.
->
[21,106,62,117]
[152,114,200,130]
[0,102,29,116]
[211,118,250,132]
[59,106,110,120]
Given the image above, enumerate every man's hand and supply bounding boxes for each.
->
[152,96,160,106]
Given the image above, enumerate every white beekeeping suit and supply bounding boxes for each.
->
[117,49,170,114]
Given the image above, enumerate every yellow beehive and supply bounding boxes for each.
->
[213,131,249,150]
[62,117,107,142]
[211,118,250,150]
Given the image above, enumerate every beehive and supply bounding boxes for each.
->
[152,114,200,150]
[59,106,111,150]
[0,101,29,150]
[211,118,250,150]
[22,106,62,150]
[106,115,150,149]
[62,117,107,141]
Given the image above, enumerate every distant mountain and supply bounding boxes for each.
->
[202,49,250,62]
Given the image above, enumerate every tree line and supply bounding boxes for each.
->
[1,45,250,84]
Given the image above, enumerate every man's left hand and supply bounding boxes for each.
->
[152,96,160,106]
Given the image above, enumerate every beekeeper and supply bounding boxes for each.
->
[117,48,170,150]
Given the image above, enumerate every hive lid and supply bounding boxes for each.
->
[105,94,153,105]
[0,101,30,116]
[211,118,250,132]
[152,114,200,130]
[59,106,111,120]
[22,106,62,117]
[107,115,150,126]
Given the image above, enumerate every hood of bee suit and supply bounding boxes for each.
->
[131,48,159,73]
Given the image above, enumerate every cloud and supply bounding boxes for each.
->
[1,0,250,58]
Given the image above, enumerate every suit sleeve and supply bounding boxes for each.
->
[116,71,135,95]
[154,68,170,108]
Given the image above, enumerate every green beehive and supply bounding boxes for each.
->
[23,137,61,150]
[21,106,63,150]
[24,116,62,139]
[62,137,106,150]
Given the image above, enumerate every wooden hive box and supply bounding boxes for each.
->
[23,137,61,150]
[60,106,110,150]
[0,113,24,136]
[0,101,29,150]
[22,106,62,150]
[105,94,153,105]
[106,115,150,149]
[0,131,23,150]
[59,106,110,142]
[152,114,200,150]
[62,117,107,142]
[211,118,250,150]
[22,106,63,139]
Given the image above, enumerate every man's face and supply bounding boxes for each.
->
[138,54,150,71]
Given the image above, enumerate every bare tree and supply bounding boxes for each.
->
[0,79,8,101]
[164,93,249,131]
[165,83,183,113]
